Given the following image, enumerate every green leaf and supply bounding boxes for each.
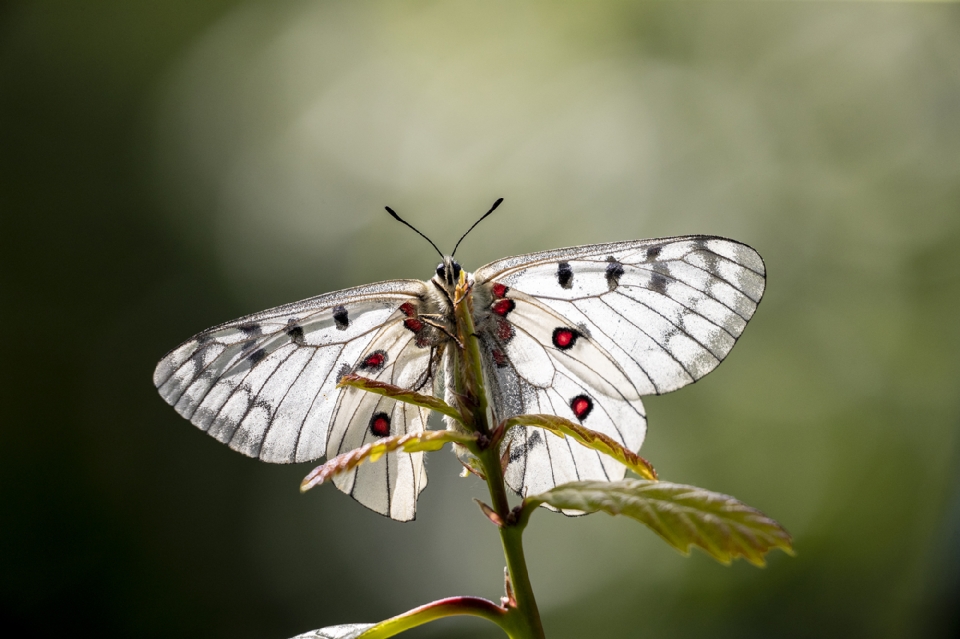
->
[338,374,462,422]
[291,623,375,639]
[524,480,793,566]
[300,430,477,492]
[502,414,657,480]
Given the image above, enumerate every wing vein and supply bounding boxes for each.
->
[612,290,724,361]
[227,346,297,449]
[293,344,346,459]
[257,346,317,460]
[595,298,695,388]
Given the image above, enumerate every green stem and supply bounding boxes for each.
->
[478,447,546,639]
[359,596,510,638]
[501,526,542,638]
[452,277,544,639]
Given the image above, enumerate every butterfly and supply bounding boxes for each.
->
[153,200,765,521]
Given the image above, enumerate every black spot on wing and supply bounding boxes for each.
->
[557,262,573,289]
[248,348,267,364]
[286,320,305,345]
[510,430,544,462]
[575,322,592,339]
[239,338,258,354]
[335,363,351,383]
[333,305,349,330]
[605,256,624,291]
[650,272,669,294]
[527,430,544,449]
[239,323,262,336]
[691,238,721,275]
[645,245,662,261]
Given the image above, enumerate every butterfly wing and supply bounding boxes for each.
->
[153,279,438,520]
[325,319,439,521]
[476,291,647,501]
[473,235,765,499]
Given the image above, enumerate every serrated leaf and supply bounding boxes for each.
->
[338,374,462,422]
[525,480,793,566]
[291,623,375,639]
[301,430,477,492]
[503,414,657,480]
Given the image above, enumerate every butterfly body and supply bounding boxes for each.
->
[154,235,765,521]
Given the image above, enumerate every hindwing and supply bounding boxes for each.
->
[326,320,438,520]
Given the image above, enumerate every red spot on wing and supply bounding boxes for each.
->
[400,302,425,335]
[492,283,508,298]
[369,412,391,437]
[491,298,515,317]
[360,351,386,371]
[496,319,514,341]
[570,394,593,421]
[552,327,579,350]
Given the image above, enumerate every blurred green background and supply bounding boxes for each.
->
[4,1,960,637]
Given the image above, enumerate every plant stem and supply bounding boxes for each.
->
[454,274,545,639]
[360,596,510,638]
[499,525,543,639]
[478,447,545,639]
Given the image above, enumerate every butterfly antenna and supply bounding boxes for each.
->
[451,197,503,257]
[385,206,444,259]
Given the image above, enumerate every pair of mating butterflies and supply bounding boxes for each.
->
[154,208,765,522]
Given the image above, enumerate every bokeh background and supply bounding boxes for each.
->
[4,1,960,637]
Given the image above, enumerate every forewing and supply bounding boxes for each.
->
[153,280,429,464]
[475,235,765,395]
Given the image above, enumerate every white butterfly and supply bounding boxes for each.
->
[153,204,765,521]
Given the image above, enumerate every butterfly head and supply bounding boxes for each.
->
[435,257,462,287]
